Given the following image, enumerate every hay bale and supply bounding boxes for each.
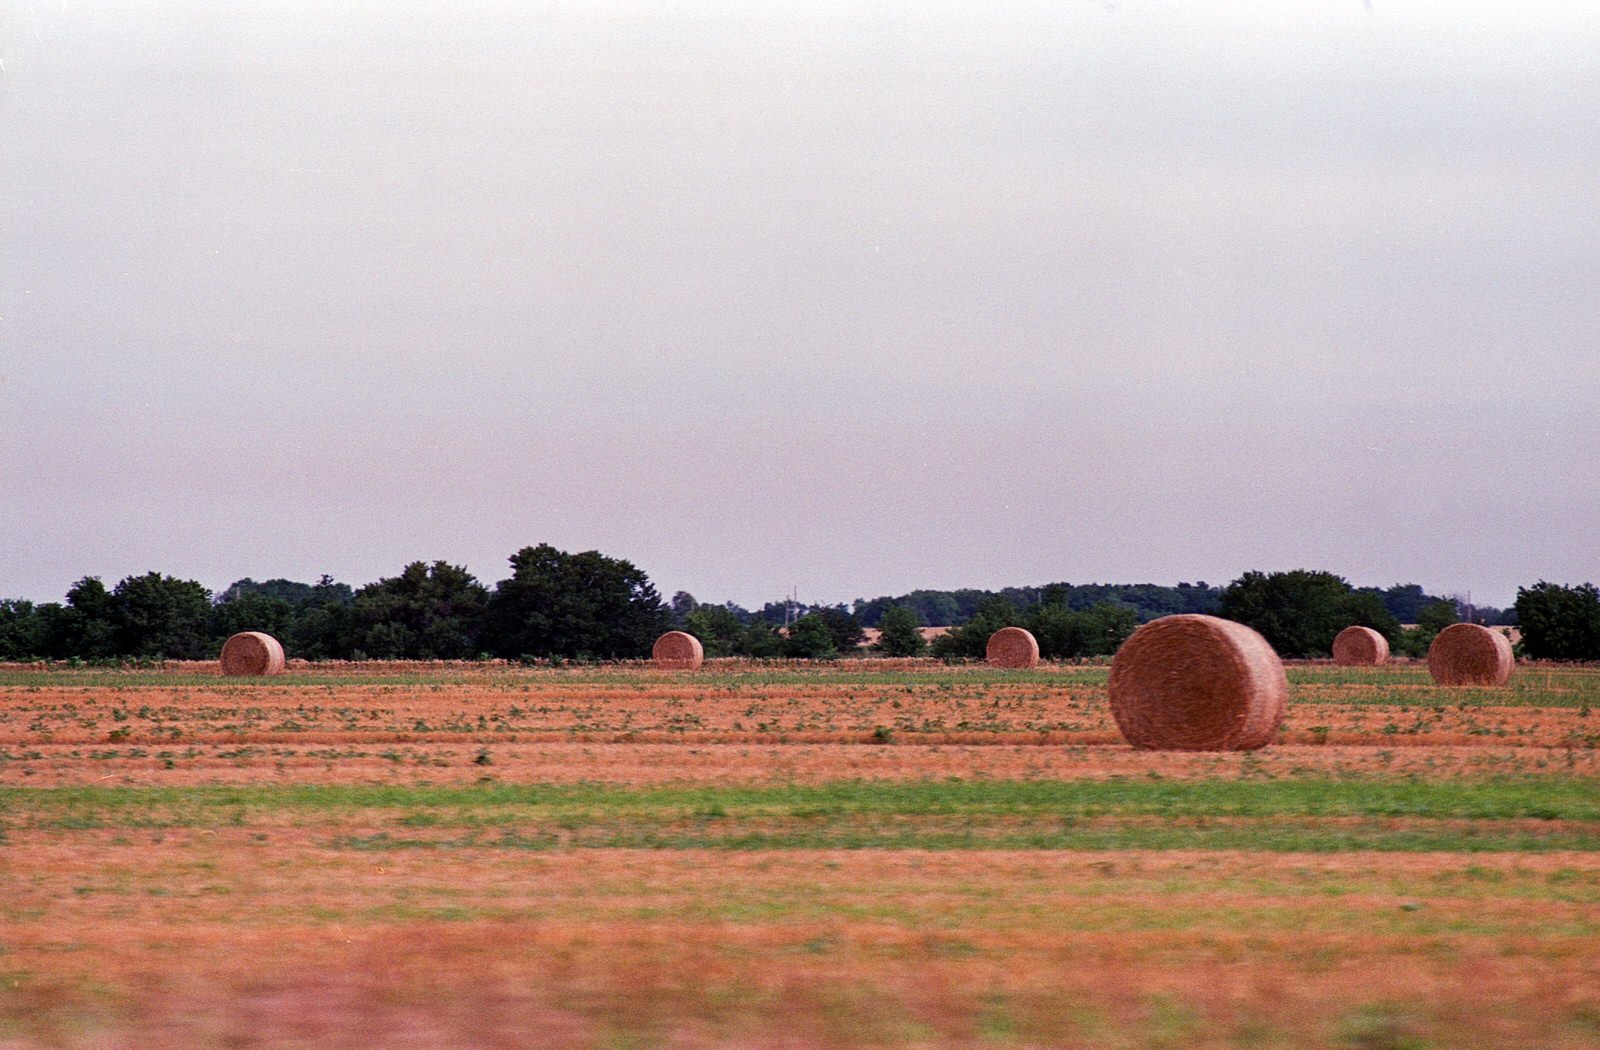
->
[986,626,1040,669]
[652,631,704,670]
[1331,625,1389,666]
[1427,623,1513,686]
[219,631,286,677]
[1107,614,1287,751]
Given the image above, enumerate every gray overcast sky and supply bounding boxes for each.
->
[2,0,1596,611]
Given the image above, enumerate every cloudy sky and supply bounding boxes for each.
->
[2,0,1595,611]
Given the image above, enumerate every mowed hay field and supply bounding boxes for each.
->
[3,660,1599,1049]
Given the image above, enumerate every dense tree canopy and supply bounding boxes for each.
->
[484,544,669,661]
[875,605,927,657]
[1219,570,1401,658]
[1515,582,1600,661]
[349,561,489,660]
[0,557,1571,664]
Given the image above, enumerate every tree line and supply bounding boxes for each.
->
[2,547,1595,662]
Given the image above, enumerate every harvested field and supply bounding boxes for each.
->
[2,659,1599,1047]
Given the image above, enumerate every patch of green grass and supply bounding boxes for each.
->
[8,777,1598,853]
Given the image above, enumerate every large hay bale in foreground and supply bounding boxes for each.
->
[986,626,1040,669]
[1427,623,1513,686]
[1331,625,1389,666]
[219,631,286,677]
[1108,614,1287,751]
[652,631,704,670]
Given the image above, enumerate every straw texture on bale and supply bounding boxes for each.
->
[652,631,704,670]
[1427,623,1513,686]
[1107,614,1287,751]
[986,626,1040,669]
[219,631,286,677]
[1331,625,1389,667]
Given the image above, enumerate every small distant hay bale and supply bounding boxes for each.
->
[219,631,286,677]
[1107,614,1287,751]
[986,626,1040,669]
[652,631,704,670]
[1332,625,1389,667]
[1427,623,1513,686]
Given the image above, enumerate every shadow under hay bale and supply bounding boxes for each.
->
[986,626,1039,669]
[219,632,286,677]
[1332,625,1390,666]
[652,631,704,670]
[1108,614,1287,751]
[1427,622,1513,686]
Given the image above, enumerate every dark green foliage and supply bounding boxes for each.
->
[284,576,356,660]
[210,590,296,645]
[875,605,927,657]
[108,572,215,660]
[929,597,1022,659]
[668,590,699,625]
[1030,601,1138,660]
[1394,599,1460,658]
[60,577,120,659]
[736,619,785,658]
[782,613,838,659]
[929,596,1136,661]
[0,599,50,660]
[483,544,669,660]
[682,604,745,657]
[217,577,351,607]
[349,561,489,659]
[1220,570,1400,658]
[1515,581,1600,660]
[854,581,1221,628]
[814,606,866,654]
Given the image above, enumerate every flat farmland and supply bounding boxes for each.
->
[3,660,1599,1048]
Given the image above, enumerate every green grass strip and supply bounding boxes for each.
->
[5,778,1599,854]
[7,776,1600,818]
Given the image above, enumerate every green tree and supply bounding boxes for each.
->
[210,590,296,649]
[1515,582,1600,661]
[287,575,356,660]
[1395,599,1459,658]
[783,613,838,659]
[930,597,1022,659]
[875,604,927,657]
[349,561,489,659]
[815,606,866,655]
[484,544,669,660]
[1219,570,1395,658]
[669,591,699,625]
[110,572,214,659]
[53,577,119,659]
[737,619,785,658]
[0,599,49,659]
[1028,601,1138,659]
[683,604,747,658]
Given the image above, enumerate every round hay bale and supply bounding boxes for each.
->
[219,631,286,677]
[986,626,1040,669]
[652,631,704,670]
[1107,614,1287,751]
[1427,623,1513,686]
[1331,625,1389,667]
